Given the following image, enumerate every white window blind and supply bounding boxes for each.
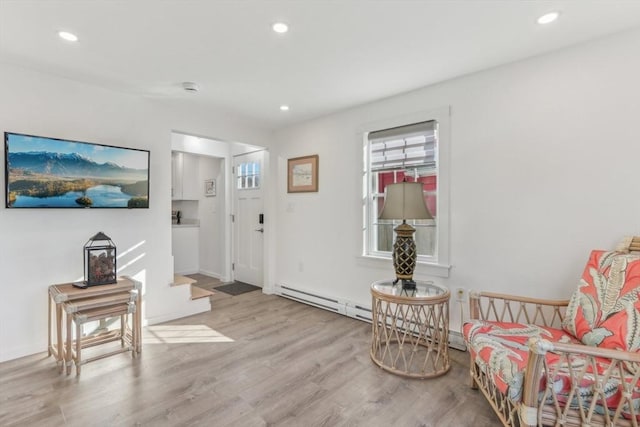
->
[369,121,436,172]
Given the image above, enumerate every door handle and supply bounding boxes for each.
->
[255,228,264,233]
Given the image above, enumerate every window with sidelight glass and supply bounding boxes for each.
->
[364,120,439,262]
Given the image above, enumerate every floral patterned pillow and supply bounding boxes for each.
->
[562,250,640,352]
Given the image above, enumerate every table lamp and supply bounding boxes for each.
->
[378,181,432,290]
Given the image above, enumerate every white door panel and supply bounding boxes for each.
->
[233,152,264,286]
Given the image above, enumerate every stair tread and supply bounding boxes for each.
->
[190,285,215,300]
[172,274,197,287]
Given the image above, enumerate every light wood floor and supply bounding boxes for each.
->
[0,291,498,426]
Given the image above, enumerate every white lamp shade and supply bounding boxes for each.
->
[379,181,432,220]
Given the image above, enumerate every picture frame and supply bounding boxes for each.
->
[204,179,216,197]
[5,132,150,209]
[287,154,319,193]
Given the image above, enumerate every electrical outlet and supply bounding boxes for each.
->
[455,287,465,302]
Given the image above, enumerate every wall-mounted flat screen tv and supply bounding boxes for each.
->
[5,132,150,209]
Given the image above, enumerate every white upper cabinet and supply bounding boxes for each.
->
[171,152,182,200]
[172,152,200,201]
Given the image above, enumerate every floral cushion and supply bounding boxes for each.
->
[562,250,640,352]
[463,320,640,420]
[463,320,579,401]
[537,355,640,422]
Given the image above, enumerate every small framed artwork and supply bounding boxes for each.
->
[287,155,319,193]
[204,179,216,197]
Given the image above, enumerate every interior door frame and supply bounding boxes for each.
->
[171,131,270,289]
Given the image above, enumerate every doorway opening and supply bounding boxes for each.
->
[170,131,267,288]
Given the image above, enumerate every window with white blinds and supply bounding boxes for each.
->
[364,120,439,261]
[369,121,436,172]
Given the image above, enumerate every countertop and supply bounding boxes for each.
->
[172,219,200,228]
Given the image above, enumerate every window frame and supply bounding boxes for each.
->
[236,161,261,190]
[360,107,451,278]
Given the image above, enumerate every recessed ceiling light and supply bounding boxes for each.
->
[280,105,290,111]
[58,31,78,42]
[272,22,289,34]
[537,11,560,25]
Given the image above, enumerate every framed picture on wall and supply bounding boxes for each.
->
[5,132,150,208]
[287,154,319,193]
[204,179,216,196]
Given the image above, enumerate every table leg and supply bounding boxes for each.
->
[47,293,52,357]
[136,292,142,354]
[57,303,64,373]
[66,311,72,375]
[75,320,82,376]
[130,313,137,359]
[120,314,125,348]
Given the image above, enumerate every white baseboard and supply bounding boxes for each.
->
[175,269,199,275]
[0,342,46,363]
[275,282,467,351]
[262,283,275,295]
[198,269,222,279]
[448,330,467,351]
[146,298,211,325]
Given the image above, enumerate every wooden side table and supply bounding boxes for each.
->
[48,276,142,373]
[370,279,450,379]
[66,302,137,375]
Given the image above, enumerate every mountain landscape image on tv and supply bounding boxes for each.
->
[5,132,150,208]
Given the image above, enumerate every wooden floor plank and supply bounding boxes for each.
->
[0,291,498,426]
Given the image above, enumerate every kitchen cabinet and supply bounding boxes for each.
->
[172,152,199,200]
[171,152,181,200]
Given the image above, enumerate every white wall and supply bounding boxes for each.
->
[0,64,272,362]
[198,156,225,278]
[271,28,640,332]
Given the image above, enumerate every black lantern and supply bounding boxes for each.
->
[84,232,117,286]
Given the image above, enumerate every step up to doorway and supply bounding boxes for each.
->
[172,274,214,301]
[172,274,197,287]
[190,286,215,301]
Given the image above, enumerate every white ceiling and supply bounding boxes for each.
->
[1,1,640,130]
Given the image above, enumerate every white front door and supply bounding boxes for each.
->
[233,151,264,286]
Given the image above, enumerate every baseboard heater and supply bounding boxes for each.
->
[275,284,466,351]
[279,285,341,313]
[278,284,372,322]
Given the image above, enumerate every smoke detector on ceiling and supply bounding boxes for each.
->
[182,82,200,93]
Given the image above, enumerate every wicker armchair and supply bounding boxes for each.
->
[464,237,640,427]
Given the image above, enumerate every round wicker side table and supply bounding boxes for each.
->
[370,279,450,379]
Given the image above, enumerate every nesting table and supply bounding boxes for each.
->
[370,279,450,378]
[48,276,142,375]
